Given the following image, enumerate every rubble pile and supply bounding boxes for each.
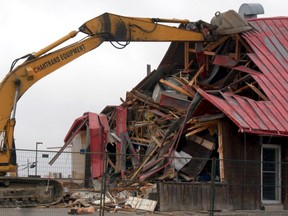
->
[63,182,157,214]
[102,10,262,184]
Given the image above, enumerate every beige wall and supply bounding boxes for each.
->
[71,131,87,183]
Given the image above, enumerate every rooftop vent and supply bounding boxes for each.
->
[238,3,264,19]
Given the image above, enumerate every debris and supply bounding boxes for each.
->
[126,197,157,211]
[68,206,95,215]
[98,9,262,185]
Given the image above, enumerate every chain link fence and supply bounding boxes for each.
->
[0,148,287,216]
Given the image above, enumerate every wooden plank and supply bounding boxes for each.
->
[187,113,225,123]
[185,126,208,137]
[127,90,165,112]
[189,48,215,56]
[159,79,194,98]
[184,42,189,70]
[233,81,257,94]
[130,143,158,180]
[151,136,162,147]
[246,82,268,100]
[218,122,225,182]
[157,182,233,211]
[186,119,220,130]
[188,135,215,150]
[131,137,150,144]
[188,64,205,86]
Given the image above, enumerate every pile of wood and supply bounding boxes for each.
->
[62,182,157,214]
[101,10,264,184]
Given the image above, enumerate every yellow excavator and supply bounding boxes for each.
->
[0,11,229,207]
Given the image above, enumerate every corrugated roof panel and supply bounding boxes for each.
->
[231,95,265,129]
[254,42,286,80]
[221,93,260,129]
[245,18,288,72]
[245,100,271,130]
[197,89,250,130]
[264,100,288,130]
[246,34,287,84]
[255,19,288,64]
[255,102,284,134]
[194,17,288,136]
[250,74,288,120]
[241,17,288,135]
[273,18,288,43]
[198,90,288,135]
[246,41,288,111]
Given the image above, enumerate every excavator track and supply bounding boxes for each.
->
[0,177,63,208]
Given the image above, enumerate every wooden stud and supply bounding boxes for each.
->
[184,42,189,70]
[188,64,205,86]
[185,126,208,137]
[218,121,225,182]
[246,82,268,100]
[160,79,194,97]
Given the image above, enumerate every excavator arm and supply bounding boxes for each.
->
[0,12,208,174]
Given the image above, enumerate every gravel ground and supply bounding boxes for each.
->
[1,208,288,216]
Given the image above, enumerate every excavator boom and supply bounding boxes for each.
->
[0,12,211,207]
[79,13,205,41]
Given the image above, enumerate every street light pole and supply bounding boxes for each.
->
[35,142,43,176]
[27,159,29,177]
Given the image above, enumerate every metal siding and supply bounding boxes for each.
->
[232,95,263,129]
[246,41,287,96]
[245,19,288,102]
[256,19,288,65]
[200,17,288,136]
[245,100,271,130]
[197,89,249,130]
[221,93,258,129]
[274,19,288,44]
[256,102,284,133]
[264,101,288,130]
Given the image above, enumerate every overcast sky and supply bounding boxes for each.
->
[0,0,287,151]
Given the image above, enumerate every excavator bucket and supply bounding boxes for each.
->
[210,10,253,35]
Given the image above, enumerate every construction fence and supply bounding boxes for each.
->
[1,148,288,216]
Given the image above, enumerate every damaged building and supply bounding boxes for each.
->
[51,4,288,212]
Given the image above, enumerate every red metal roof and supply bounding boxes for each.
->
[198,17,288,136]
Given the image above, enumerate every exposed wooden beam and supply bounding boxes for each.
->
[188,64,205,86]
[246,82,268,101]
[218,122,225,182]
[188,135,215,150]
[160,79,194,98]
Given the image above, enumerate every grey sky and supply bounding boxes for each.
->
[0,0,287,150]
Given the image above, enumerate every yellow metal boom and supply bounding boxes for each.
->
[0,12,206,173]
